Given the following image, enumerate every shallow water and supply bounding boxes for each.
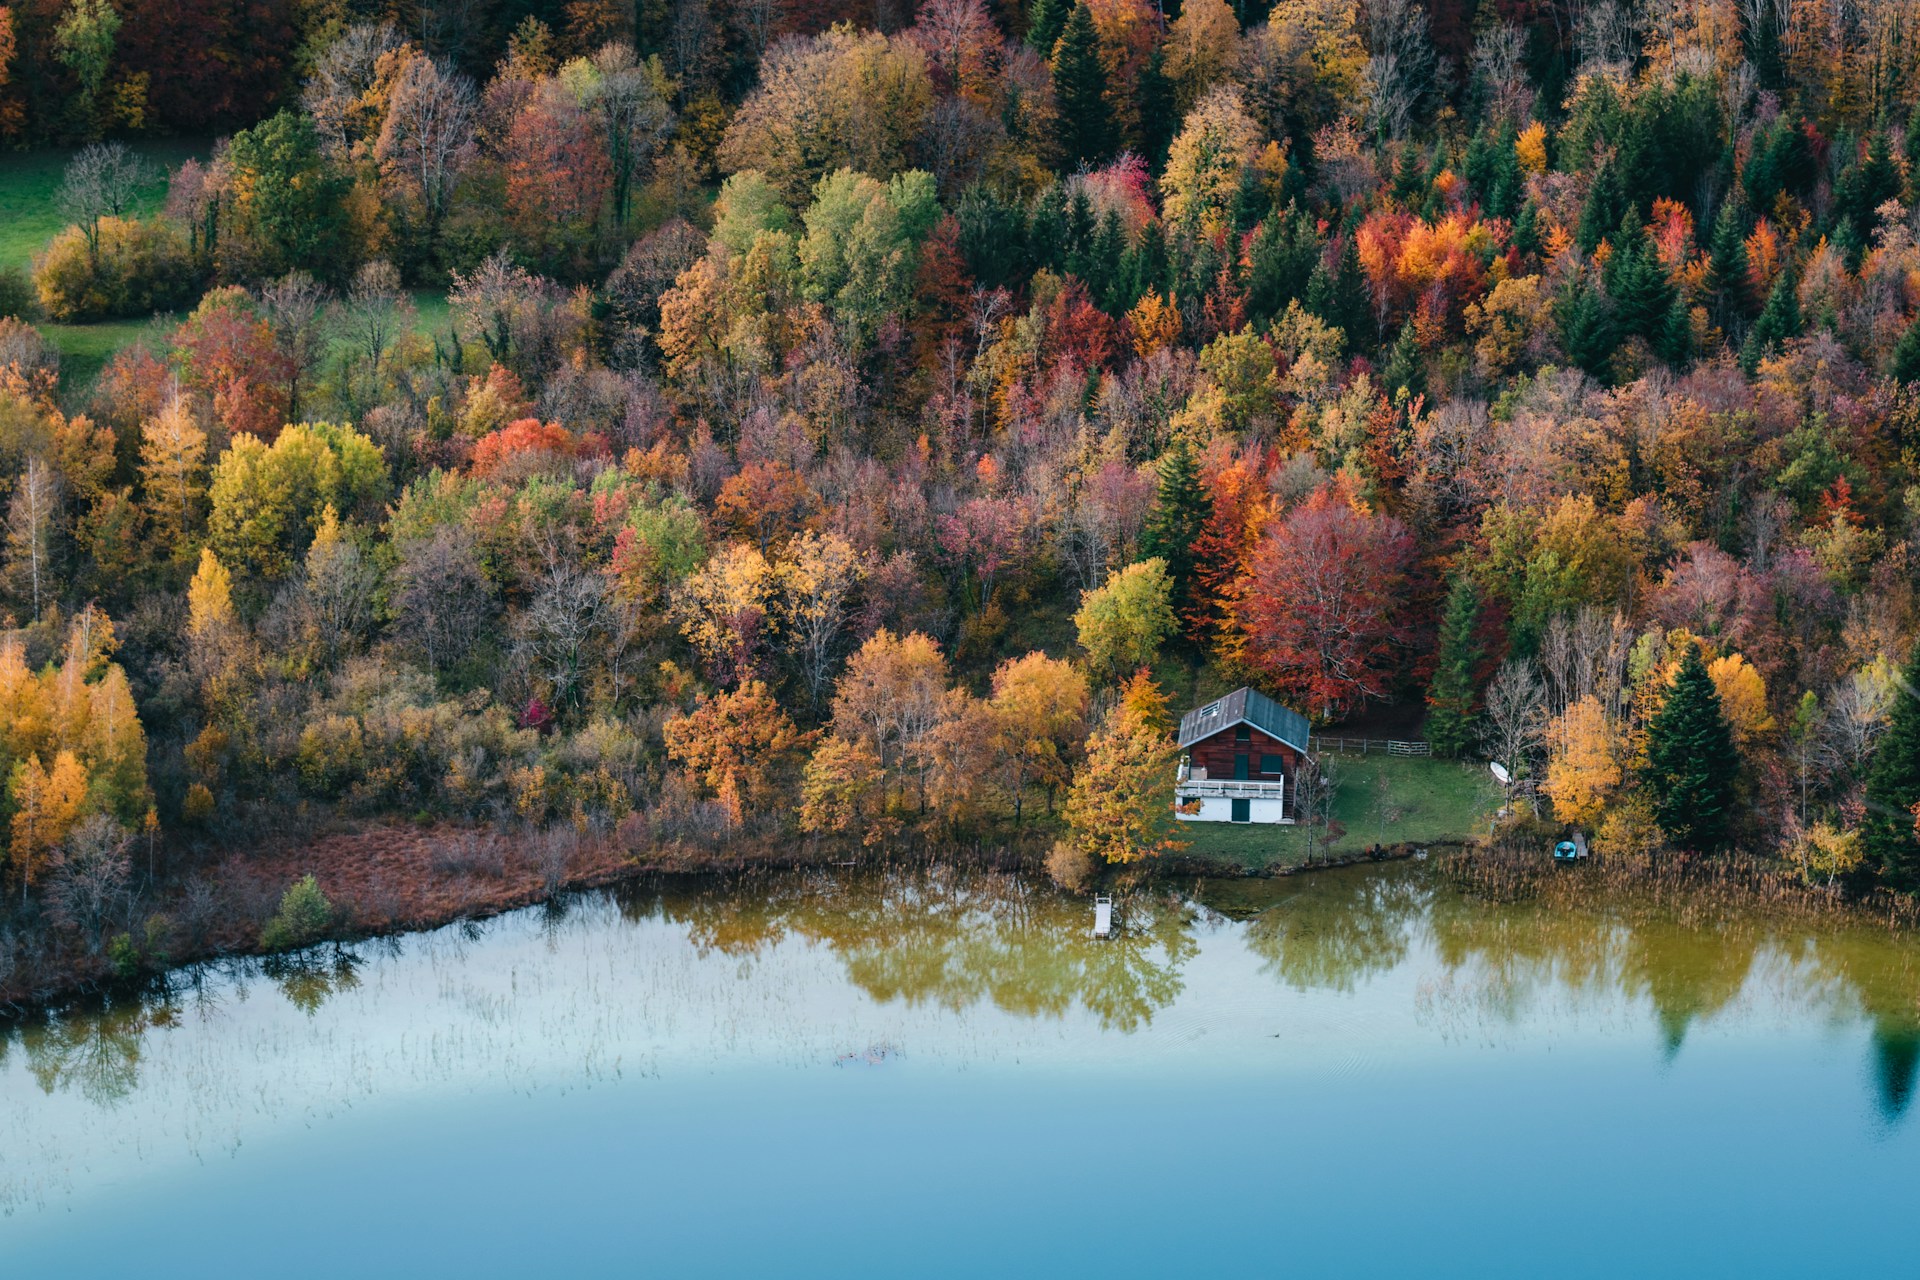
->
[3,862,1918,1277]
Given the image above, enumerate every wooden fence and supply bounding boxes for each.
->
[1308,736,1432,757]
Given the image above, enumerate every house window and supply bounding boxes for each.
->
[1235,724,1251,742]
[1259,754,1283,775]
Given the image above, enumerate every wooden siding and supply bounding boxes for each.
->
[1185,727,1302,780]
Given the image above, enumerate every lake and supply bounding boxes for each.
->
[3,861,1918,1277]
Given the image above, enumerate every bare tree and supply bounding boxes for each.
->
[374,50,478,244]
[578,44,674,232]
[391,525,496,676]
[516,562,617,713]
[259,272,332,424]
[1363,0,1435,141]
[58,142,149,260]
[1485,657,1547,803]
[334,260,414,411]
[303,21,404,157]
[1296,753,1341,863]
[48,815,132,952]
[3,457,61,621]
[1470,23,1533,125]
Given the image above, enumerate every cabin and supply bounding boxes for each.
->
[1173,687,1311,824]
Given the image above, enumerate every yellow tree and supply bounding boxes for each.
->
[774,529,865,710]
[1161,86,1263,232]
[1061,669,1185,864]
[987,652,1089,822]
[1544,695,1620,826]
[800,735,897,847]
[8,750,89,900]
[1706,652,1774,748]
[0,636,51,780]
[85,663,150,824]
[829,629,954,812]
[672,540,776,686]
[1164,0,1242,110]
[1073,557,1176,684]
[188,546,236,635]
[662,679,812,828]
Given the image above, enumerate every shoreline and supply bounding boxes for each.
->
[6,823,1915,1018]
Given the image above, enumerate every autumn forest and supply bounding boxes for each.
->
[3,0,1920,996]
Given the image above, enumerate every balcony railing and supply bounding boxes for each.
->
[1176,764,1286,799]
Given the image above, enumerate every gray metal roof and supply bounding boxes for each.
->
[1176,687,1311,753]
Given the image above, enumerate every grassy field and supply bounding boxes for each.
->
[1174,754,1502,873]
[0,139,205,274]
[1,140,209,394]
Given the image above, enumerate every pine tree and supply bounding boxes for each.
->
[1052,2,1112,167]
[1604,211,1674,341]
[1425,574,1483,759]
[1740,263,1800,373]
[1511,196,1542,259]
[1139,438,1209,621]
[1557,274,1617,379]
[1135,48,1176,173]
[1864,647,1920,891]
[1657,294,1694,366]
[1027,0,1068,55]
[1643,645,1740,852]
[1893,316,1920,385]
[1576,157,1625,254]
[1382,320,1424,402]
[1705,194,1752,326]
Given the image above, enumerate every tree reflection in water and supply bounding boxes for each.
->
[266,949,363,1017]
[1240,868,1428,994]
[619,867,1198,1032]
[16,997,176,1107]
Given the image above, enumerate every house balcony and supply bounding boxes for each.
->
[1175,763,1288,799]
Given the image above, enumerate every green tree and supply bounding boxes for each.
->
[1643,646,1739,852]
[1740,263,1800,372]
[1074,558,1177,683]
[1139,439,1209,620]
[1705,194,1751,325]
[1891,316,1920,384]
[1604,212,1674,343]
[1028,0,1068,55]
[261,874,335,951]
[226,111,352,278]
[1051,2,1112,167]
[1862,648,1920,891]
[1575,157,1625,255]
[1424,574,1482,758]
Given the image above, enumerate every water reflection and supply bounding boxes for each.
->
[618,869,1198,1031]
[3,862,1919,1131]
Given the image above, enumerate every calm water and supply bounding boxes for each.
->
[3,862,1918,1277]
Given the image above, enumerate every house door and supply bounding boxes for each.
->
[1231,798,1251,823]
[1233,754,1249,780]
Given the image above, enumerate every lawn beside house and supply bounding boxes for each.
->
[1172,755,1502,873]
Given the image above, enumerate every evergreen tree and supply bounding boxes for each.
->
[1511,196,1542,259]
[1125,219,1171,303]
[1658,294,1694,367]
[1604,211,1675,342]
[1305,236,1372,350]
[1576,157,1625,254]
[1425,574,1483,758]
[1643,645,1740,852]
[1892,316,1920,385]
[1740,263,1800,372]
[1136,48,1176,174]
[1052,3,1112,167]
[1028,182,1069,273]
[1557,274,1617,379]
[1381,320,1424,402]
[1706,194,1752,326]
[1139,438,1210,619]
[1088,207,1126,310]
[1863,647,1920,891]
[1028,0,1069,55]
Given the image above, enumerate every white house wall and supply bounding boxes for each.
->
[1174,796,1292,824]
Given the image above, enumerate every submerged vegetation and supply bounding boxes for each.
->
[7,0,1920,999]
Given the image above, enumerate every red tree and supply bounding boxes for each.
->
[1230,478,1413,721]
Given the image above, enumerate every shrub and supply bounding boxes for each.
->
[0,266,37,320]
[1046,840,1097,893]
[260,874,335,951]
[34,217,199,322]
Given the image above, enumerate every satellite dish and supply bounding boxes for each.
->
[1489,761,1511,785]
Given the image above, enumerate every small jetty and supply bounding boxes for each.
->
[1093,895,1113,938]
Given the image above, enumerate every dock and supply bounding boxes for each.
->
[1093,895,1113,938]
